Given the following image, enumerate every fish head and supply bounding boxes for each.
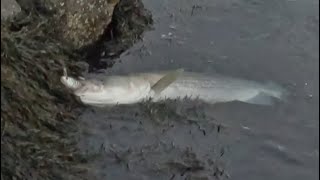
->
[60,75,68,84]
[60,75,82,90]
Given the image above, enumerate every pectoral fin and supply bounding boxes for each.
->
[151,68,184,95]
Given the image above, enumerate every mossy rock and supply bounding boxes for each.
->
[1,15,87,179]
[1,0,153,179]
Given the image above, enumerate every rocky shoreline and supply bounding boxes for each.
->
[1,0,152,179]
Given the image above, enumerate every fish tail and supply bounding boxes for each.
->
[263,81,288,101]
[246,81,288,106]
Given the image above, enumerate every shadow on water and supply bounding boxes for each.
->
[75,0,319,179]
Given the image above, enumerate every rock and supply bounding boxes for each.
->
[56,0,120,49]
[1,0,21,20]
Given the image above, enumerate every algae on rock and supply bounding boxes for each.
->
[1,16,87,179]
[1,0,153,179]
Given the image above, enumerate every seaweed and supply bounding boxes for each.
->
[1,0,153,179]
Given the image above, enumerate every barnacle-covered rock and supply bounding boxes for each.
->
[56,0,120,49]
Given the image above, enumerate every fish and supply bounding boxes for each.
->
[60,69,287,107]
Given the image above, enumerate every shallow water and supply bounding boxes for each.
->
[75,0,319,179]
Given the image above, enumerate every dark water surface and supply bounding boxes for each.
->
[76,0,319,179]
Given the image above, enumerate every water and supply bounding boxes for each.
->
[75,0,319,179]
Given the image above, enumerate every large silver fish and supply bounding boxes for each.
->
[60,69,287,107]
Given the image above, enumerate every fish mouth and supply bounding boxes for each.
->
[60,76,68,85]
[60,76,83,90]
[60,76,71,87]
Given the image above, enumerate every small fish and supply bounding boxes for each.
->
[60,69,288,107]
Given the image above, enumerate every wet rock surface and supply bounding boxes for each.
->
[56,0,120,49]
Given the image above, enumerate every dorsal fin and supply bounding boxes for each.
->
[151,68,184,95]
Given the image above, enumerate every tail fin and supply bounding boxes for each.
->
[264,81,288,101]
[246,92,277,105]
[246,81,288,106]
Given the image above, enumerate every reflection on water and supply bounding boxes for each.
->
[76,0,319,179]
